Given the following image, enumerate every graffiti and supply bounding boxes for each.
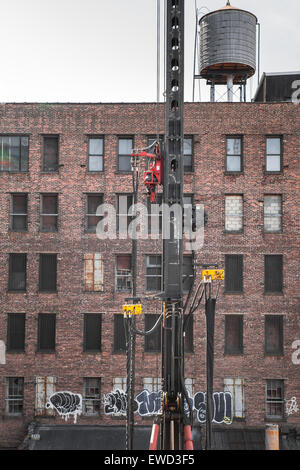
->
[292,340,300,365]
[193,392,233,425]
[103,388,233,424]
[135,390,162,416]
[286,397,299,416]
[46,391,82,424]
[104,389,129,416]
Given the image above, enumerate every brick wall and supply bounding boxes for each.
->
[0,102,299,447]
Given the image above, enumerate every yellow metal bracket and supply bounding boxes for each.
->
[202,269,225,281]
[123,304,142,317]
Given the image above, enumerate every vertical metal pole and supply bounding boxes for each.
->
[227,74,234,102]
[205,293,216,450]
[210,81,215,103]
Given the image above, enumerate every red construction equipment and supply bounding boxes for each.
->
[131,143,163,203]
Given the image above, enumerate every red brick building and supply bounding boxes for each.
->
[0,100,299,449]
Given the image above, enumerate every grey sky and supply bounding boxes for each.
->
[0,0,299,103]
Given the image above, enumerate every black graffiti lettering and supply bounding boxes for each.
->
[135,390,162,416]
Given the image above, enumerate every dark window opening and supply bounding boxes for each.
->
[225,255,243,293]
[39,254,57,292]
[41,194,58,232]
[10,194,28,231]
[8,253,27,291]
[83,314,102,352]
[265,315,283,355]
[38,314,56,352]
[264,255,283,293]
[115,255,132,293]
[144,314,161,352]
[86,194,104,232]
[114,314,127,353]
[266,379,284,419]
[7,313,25,352]
[43,136,59,172]
[225,315,243,355]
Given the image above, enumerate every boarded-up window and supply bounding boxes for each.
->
[43,136,59,172]
[84,253,104,292]
[83,314,102,352]
[86,194,104,232]
[114,314,127,353]
[35,376,56,416]
[115,255,132,292]
[264,255,283,293]
[144,314,161,352]
[8,253,27,291]
[0,136,29,172]
[41,194,58,232]
[224,378,244,418]
[225,255,243,293]
[7,313,25,352]
[225,195,243,232]
[39,254,57,292]
[38,314,56,352]
[265,315,283,355]
[225,315,243,355]
[264,195,282,233]
[83,378,101,416]
[10,194,28,231]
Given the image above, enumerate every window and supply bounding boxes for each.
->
[113,377,127,392]
[86,194,104,232]
[264,195,282,233]
[83,378,101,416]
[143,377,162,393]
[0,136,29,172]
[35,377,56,416]
[10,194,28,231]
[39,254,57,292]
[88,137,104,172]
[7,313,25,352]
[226,137,242,172]
[225,315,243,355]
[183,255,194,293]
[117,194,133,233]
[42,136,59,172]
[184,314,194,353]
[224,378,245,419]
[144,314,161,352]
[83,314,102,352]
[115,255,132,293]
[40,194,58,232]
[225,255,243,293]
[184,137,193,172]
[146,255,162,292]
[6,377,24,415]
[266,379,284,419]
[264,255,283,293]
[8,253,27,291]
[265,315,283,355]
[266,137,282,172]
[225,195,243,232]
[118,137,133,172]
[37,314,56,352]
[84,253,104,292]
[113,314,127,353]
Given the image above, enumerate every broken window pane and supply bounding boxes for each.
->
[43,136,59,172]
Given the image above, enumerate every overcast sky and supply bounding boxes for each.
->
[0,0,299,103]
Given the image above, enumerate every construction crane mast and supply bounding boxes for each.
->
[159,0,186,450]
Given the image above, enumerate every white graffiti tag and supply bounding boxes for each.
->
[46,391,82,423]
[286,397,299,416]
